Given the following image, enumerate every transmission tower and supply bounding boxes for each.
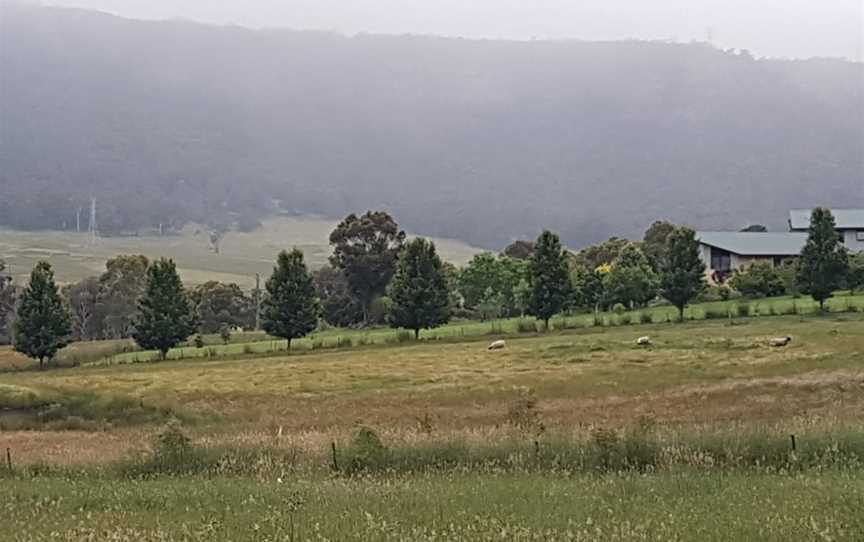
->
[88,198,98,244]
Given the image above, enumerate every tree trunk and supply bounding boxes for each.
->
[678,305,685,322]
[39,357,44,370]
[819,299,825,312]
[414,328,420,340]
[287,338,292,350]
[544,318,550,331]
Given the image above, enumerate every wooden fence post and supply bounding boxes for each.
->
[331,442,339,471]
[6,448,12,471]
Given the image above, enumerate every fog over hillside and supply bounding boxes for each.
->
[1,3,863,248]
[39,0,864,61]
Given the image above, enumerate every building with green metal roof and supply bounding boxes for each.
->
[696,231,806,283]
[789,209,864,253]
[697,208,864,283]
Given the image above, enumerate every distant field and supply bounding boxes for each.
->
[0,216,482,287]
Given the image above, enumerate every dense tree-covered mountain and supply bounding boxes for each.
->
[1,3,862,248]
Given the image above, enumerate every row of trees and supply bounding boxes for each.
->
[2,209,709,367]
[5,208,858,368]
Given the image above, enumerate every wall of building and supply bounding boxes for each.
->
[843,230,864,253]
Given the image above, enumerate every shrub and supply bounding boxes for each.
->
[346,425,388,473]
[639,311,653,324]
[617,313,632,325]
[736,301,751,317]
[395,330,414,343]
[193,335,205,349]
[729,262,785,298]
[700,285,732,302]
[612,303,627,315]
[154,422,192,460]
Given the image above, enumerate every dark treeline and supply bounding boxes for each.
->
[2,3,862,248]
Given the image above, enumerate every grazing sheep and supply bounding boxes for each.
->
[769,336,792,347]
[636,336,652,346]
[487,340,507,351]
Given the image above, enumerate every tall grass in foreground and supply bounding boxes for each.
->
[83,424,864,480]
[4,471,863,542]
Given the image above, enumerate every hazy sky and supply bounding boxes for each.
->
[41,0,864,60]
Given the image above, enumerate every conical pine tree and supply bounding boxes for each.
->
[797,208,848,311]
[387,238,450,339]
[659,227,706,321]
[133,258,197,360]
[527,230,570,329]
[261,249,320,348]
[14,261,72,369]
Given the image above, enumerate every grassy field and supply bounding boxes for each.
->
[4,472,863,541]
[0,216,481,287]
[1,291,860,370]
[2,306,864,540]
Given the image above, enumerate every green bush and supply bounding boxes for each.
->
[345,426,389,473]
[729,262,786,299]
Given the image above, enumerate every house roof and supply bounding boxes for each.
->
[789,209,864,230]
[696,232,807,256]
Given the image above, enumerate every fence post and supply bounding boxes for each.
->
[6,448,11,471]
[790,434,797,452]
[331,442,339,471]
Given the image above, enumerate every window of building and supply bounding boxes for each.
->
[856,231,864,242]
[710,248,731,271]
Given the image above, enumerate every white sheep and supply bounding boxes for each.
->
[769,336,792,347]
[636,336,652,346]
[487,340,506,350]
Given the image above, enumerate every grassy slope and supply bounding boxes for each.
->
[3,311,863,464]
[2,291,861,370]
[0,215,482,287]
[3,307,864,541]
[4,472,863,541]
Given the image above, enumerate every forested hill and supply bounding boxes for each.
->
[2,3,862,248]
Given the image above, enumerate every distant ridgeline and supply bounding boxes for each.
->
[1,3,862,248]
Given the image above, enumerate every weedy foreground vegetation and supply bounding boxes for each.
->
[2,311,864,540]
